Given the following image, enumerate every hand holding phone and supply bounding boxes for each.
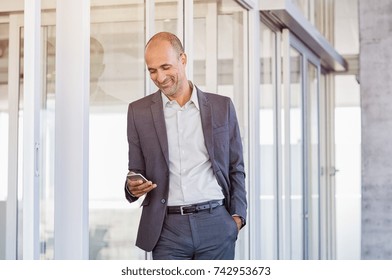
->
[126,172,157,197]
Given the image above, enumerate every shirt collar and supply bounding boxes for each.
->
[189,82,200,110]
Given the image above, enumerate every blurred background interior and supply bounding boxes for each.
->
[1,0,380,260]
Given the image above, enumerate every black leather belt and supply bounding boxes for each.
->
[167,199,224,215]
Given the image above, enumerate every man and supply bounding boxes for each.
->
[125,32,247,260]
[89,37,122,106]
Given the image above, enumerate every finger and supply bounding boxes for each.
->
[142,183,157,194]
[127,179,148,195]
[127,180,144,197]
[136,181,155,192]
[130,182,157,197]
[127,179,144,187]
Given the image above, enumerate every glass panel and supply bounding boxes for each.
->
[259,22,277,259]
[193,7,206,87]
[154,0,180,95]
[291,0,328,36]
[40,24,56,260]
[17,26,24,260]
[313,0,325,38]
[193,0,248,259]
[334,75,361,259]
[289,47,303,259]
[0,23,9,260]
[19,22,56,260]
[217,2,247,128]
[307,61,319,259]
[155,0,179,35]
[334,0,359,55]
[216,1,248,259]
[193,0,247,96]
[291,0,310,20]
[89,2,145,260]
[194,0,248,129]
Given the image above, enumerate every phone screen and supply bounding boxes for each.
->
[127,173,148,183]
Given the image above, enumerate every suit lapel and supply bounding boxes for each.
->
[197,87,215,165]
[151,91,170,167]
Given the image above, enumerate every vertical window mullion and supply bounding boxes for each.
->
[23,0,41,260]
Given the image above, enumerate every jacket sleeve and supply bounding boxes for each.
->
[124,102,146,204]
[228,99,247,224]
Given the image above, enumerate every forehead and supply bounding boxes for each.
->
[145,40,178,67]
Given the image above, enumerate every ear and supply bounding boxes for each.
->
[180,52,187,65]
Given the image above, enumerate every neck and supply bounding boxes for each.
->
[167,80,192,107]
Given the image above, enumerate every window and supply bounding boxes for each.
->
[89,2,146,260]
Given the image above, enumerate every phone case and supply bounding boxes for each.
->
[127,173,148,182]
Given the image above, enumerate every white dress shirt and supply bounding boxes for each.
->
[162,83,225,206]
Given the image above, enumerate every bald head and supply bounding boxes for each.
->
[144,32,190,103]
[145,32,184,56]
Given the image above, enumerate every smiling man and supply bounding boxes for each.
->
[124,32,247,260]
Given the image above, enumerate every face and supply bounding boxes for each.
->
[145,40,187,98]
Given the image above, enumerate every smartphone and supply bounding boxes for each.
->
[127,173,148,183]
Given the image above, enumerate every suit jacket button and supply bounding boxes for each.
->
[161,199,166,204]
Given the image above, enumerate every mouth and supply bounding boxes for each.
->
[158,84,175,95]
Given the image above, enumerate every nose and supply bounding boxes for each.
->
[156,69,166,84]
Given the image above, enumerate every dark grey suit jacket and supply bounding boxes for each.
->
[125,86,247,252]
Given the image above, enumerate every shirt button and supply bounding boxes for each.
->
[161,199,166,204]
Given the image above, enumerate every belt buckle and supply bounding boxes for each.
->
[180,205,194,215]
